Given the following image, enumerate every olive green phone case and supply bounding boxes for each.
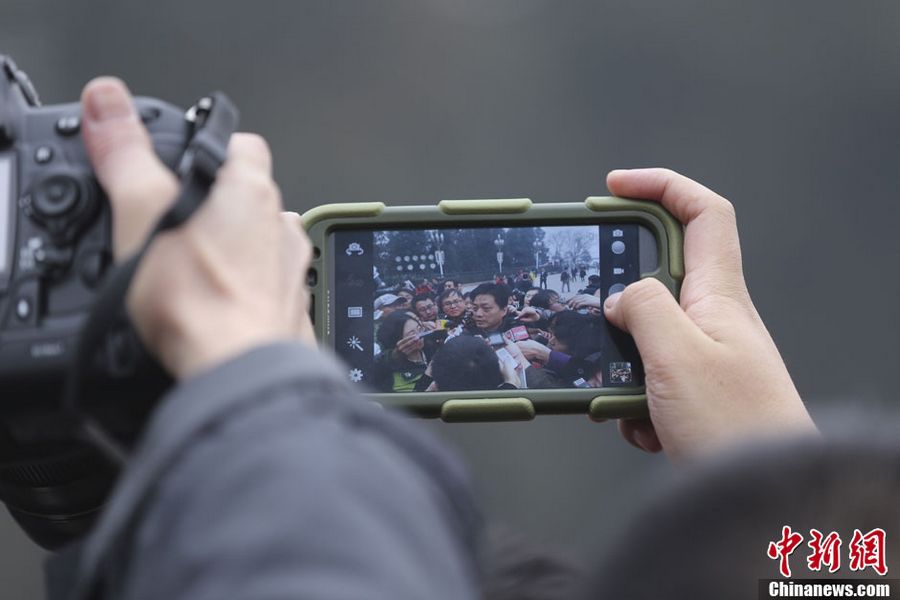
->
[303,197,684,422]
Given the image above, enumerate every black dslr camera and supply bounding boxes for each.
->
[0,56,231,549]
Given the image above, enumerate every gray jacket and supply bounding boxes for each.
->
[47,343,481,599]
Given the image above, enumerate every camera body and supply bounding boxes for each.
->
[0,58,188,397]
[0,57,197,549]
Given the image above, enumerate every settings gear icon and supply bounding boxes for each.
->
[349,368,364,383]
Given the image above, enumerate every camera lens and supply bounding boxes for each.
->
[33,174,80,218]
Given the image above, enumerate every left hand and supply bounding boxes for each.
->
[81,77,314,379]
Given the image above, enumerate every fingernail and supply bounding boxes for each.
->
[84,79,133,122]
[604,292,622,311]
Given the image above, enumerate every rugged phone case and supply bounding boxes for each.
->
[303,197,684,422]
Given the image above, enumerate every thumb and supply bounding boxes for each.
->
[603,278,701,363]
[81,77,178,259]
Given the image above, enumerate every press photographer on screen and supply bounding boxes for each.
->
[0,56,239,548]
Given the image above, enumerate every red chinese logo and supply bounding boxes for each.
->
[767,527,889,578]
[767,526,804,578]
[807,529,841,573]
[849,528,888,576]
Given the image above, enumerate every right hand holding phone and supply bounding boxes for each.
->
[603,168,818,463]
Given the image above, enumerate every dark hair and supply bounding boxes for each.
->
[587,274,601,284]
[483,526,585,600]
[376,310,417,351]
[470,283,510,310]
[530,290,560,310]
[431,335,503,391]
[587,436,900,599]
[550,311,602,358]
[412,293,435,307]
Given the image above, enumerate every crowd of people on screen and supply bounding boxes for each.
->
[371,270,611,393]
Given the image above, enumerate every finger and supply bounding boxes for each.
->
[606,168,747,303]
[81,77,178,258]
[279,212,310,339]
[212,156,283,222]
[281,211,309,270]
[603,278,703,363]
[226,133,273,176]
[618,418,663,453]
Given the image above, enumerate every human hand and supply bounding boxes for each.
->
[395,331,424,355]
[603,168,818,462]
[503,340,531,370]
[567,294,602,310]
[81,77,314,379]
[497,354,520,388]
[515,307,542,323]
[515,340,551,365]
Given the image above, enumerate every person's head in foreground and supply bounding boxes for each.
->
[431,335,503,391]
[586,435,900,600]
[548,311,602,358]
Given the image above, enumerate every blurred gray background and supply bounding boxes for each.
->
[2,0,899,595]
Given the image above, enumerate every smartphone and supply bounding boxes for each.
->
[303,197,683,421]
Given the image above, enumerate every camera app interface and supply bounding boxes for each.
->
[332,224,644,393]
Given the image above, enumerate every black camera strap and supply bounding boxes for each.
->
[62,93,239,467]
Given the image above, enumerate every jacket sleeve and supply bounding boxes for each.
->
[72,342,481,600]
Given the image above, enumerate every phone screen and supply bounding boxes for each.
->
[330,224,646,393]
